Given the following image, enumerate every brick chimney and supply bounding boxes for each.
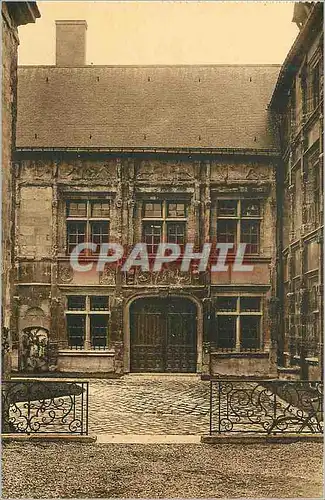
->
[55,20,87,66]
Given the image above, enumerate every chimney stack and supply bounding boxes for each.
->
[55,20,87,66]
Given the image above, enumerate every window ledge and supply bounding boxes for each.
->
[58,349,115,356]
[305,357,319,366]
[210,351,268,359]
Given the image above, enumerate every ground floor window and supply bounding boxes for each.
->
[66,295,110,349]
[214,296,262,351]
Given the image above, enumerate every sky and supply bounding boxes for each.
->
[18,1,299,66]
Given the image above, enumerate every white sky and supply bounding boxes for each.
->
[18,1,299,65]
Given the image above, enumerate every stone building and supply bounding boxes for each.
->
[2,1,40,378]
[270,2,323,381]
[13,19,282,377]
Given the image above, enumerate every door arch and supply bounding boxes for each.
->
[130,297,197,372]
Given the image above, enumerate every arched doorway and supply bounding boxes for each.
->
[130,297,197,372]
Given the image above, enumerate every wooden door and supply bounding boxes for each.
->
[130,298,197,372]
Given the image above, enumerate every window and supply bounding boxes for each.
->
[311,63,320,111]
[214,296,262,351]
[142,200,187,254]
[66,200,110,254]
[66,295,109,349]
[217,200,261,254]
[314,163,320,226]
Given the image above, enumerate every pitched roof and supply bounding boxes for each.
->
[17,64,280,151]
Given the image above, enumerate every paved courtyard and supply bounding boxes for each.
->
[88,374,210,435]
[2,442,323,498]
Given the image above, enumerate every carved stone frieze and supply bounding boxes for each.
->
[136,161,195,182]
[21,160,53,181]
[58,161,116,182]
[211,164,272,182]
[125,266,192,286]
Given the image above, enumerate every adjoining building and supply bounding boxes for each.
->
[270,2,323,380]
[12,4,323,380]
[2,1,40,378]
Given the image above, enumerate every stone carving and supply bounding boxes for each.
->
[136,161,194,181]
[59,263,73,283]
[127,266,192,286]
[59,161,115,181]
[99,266,116,285]
[211,165,228,182]
[21,161,53,181]
[246,168,259,180]
[21,327,49,373]
[211,164,272,182]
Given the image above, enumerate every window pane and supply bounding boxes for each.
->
[143,223,162,254]
[143,202,162,218]
[241,220,260,254]
[217,220,236,243]
[167,203,186,218]
[67,222,86,254]
[218,200,237,217]
[240,316,260,350]
[91,201,110,218]
[241,200,260,217]
[216,297,237,312]
[216,316,236,350]
[90,222,109,248]
[240,297,261,312]
[90,296,109,311]
[67,201,87,218]
[90,315,108,348]
[67,315,85,348]
[67,296,86,310]
[167,223,185,246]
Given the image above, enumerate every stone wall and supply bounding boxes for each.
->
[1,2,40,378]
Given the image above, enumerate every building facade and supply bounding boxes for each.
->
[271,2,323,381]
[2,1,40,378]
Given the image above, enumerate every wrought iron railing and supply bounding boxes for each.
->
[1,379,89,435]
[209,379,323,435]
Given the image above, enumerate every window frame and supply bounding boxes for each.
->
[214,296,263,352]
[66,199,110,255]
[142,200,187,254]
[216,199,262,255]
[65,295,110,350]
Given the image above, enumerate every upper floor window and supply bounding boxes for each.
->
[216,200,261,254]
[142,200,187,254]
[214,296,262,352]
[66,295,110,349]
[66,200,110,254]
[311,63,320,111]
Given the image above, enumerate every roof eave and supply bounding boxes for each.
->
[15,146,280,157]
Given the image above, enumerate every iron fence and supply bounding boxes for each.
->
[210,379,323,435]
[2,379,89,435]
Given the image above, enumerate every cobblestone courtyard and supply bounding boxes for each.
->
[88,375,210,435]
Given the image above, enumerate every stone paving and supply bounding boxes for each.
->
[88,374,211,435]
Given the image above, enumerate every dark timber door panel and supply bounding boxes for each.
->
[130,298,197,373]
